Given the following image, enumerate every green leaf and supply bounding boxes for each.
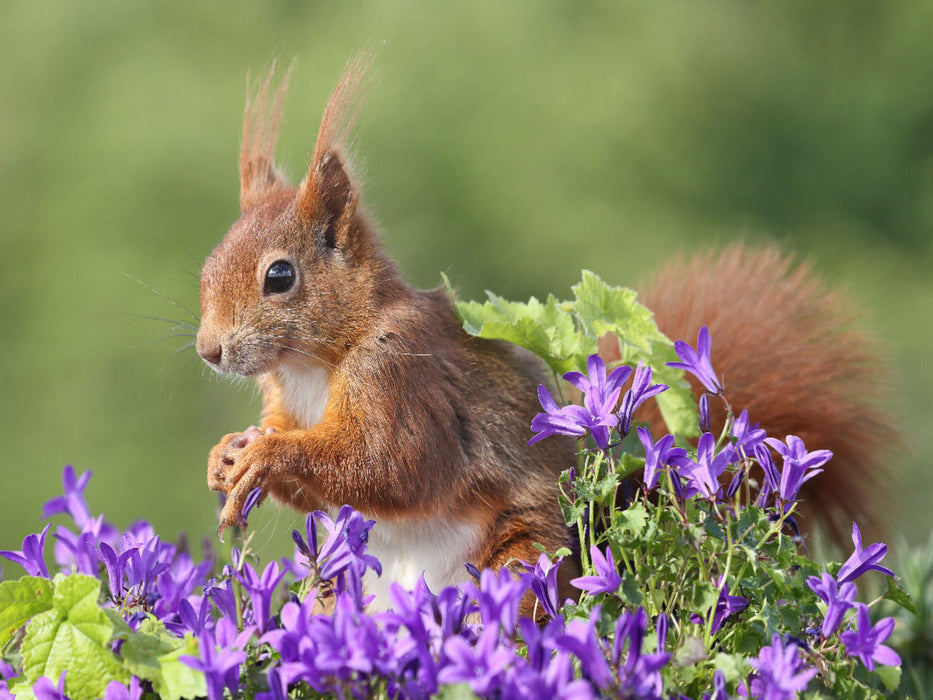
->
[873,663,902,692]
[711,652,748,683]
[454,290,594,374]
[618,571,644,607]
[120,616,205,700]
[690,581,720,615]
[883,576,919,616]
[672,635,708,667]
[0,576,54,643]
[614,502,649,537]
[159,635,208,700]
[121,616,179,687]
[20,574,128,700]
[436,683,480,700]
[7,681,36,700]
[570,270,654,346]
[569,270,699,437]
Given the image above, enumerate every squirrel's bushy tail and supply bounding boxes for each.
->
[635,244,896,545]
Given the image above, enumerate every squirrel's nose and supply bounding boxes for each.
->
[196,334,223,366]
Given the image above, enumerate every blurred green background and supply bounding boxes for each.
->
[2,1,931,560]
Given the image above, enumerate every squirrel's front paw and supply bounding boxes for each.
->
[207,426,272,492]
[216,438,279,536]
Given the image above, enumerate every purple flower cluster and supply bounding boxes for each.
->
[0,466,679,700]
[0,325,906,699]
[530,355,667,449]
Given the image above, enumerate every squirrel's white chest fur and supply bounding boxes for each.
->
[277,362,330,428]
[277,363,481,608]
[363,514,483,611]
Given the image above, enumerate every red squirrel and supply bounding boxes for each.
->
[195,57,893,608]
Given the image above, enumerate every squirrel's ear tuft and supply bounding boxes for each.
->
[240,60,294,213]
[303,149,354,236]
[296,51,372,229]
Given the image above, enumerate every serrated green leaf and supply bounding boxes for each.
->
[569,269,667,351]
[7,681,36,700]
[690,582,720,615]
[618,571,644,607]
[614,502,649,536]
[883,576,920,616]
[570,271,699,437]
[159,635,207,700]
[454,291,594,374]
[0,576,54,643]
[121,615,183,691]
[20,574,128,700]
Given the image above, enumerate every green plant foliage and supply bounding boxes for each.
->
[0,577,53,644]
[450,270,698,438]
[18,574,128,700]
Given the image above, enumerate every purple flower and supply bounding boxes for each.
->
[291,512,319,561]
[0,523,51,578]
[744,634,817,700]
[732,410,766,455]
[840,604,901,671]
[180,619,248,700]
[241,487,263,526]
[764,435,832,506]
[699,394,711,432]
[557,608,613,689]
[237,560,287,633]
[439,627,514,696]
[704,670,729,700]
[102,677,142,700]
[204,575,238,623]
[636,427,687,491]
[618,362,668,434]
[806,572,856,637]
[256,668,288,700]
[531,355,632,449]
[529,385,592,445]
[836,522,894,585]
[304,593,392,692]
[690,577,749,634]
[32,671,69,700]
[725,468,745,499]
[464,566,528,632]
[315,505,382,582]
[123,536,171,601]
[571,544,622,596]
[52,528,99,576]
[153,552,213,622]
[42,465,93,529]
[510,619,595,699]
[680,433,737,500]
[565,354,633,444]
[611,609,670,699]
[710,577,749,634]
[98,542,135,599]
[171,596,213,637]
[523,552,564,619]
[667,325,723,395]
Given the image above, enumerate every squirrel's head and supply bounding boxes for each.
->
[197,55,395,376]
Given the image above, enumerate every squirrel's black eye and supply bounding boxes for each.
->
[263,260,295,295]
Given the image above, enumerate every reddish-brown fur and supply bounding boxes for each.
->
[197,58,578,611]
[197,57,893,614]
[629,246,893,543]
